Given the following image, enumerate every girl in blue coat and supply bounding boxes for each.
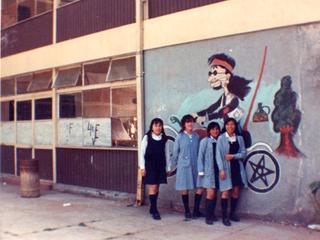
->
[197,122,221,225]
[172,115,203,220]
[216,118,248,226]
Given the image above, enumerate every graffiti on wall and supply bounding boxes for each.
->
[271,75,304,158]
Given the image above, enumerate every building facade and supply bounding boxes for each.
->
[1,0,320,223]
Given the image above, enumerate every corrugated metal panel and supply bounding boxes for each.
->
[1,12,53,57]
[56,148,138,193]
[148,0,224,18]
[16,148,32,175]
[0,145,15,174]
[57,0,135,42]
[34,149,53,180]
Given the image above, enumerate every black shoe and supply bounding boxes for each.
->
[192,211,205,219]
[230,214,240,222]
[222,218,231,226]
[212,214,218,222]
[205,217,214,225]
[152,211,161,220]
[184,212,192,220]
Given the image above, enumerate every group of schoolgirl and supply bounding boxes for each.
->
[139,115,248,226]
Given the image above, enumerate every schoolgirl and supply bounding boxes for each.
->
[139,118,169,220]
[197,122,221,225]
[172,115,203,220]
[216,118,248,226]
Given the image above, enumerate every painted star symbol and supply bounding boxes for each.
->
[249,155,275,187]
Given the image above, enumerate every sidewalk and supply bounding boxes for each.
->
[0,184,319,240]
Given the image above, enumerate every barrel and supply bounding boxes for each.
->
[20,159,40,198]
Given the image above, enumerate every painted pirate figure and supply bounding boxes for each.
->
[192,53,251,124]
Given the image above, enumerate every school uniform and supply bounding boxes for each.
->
[172,131,200,190]
[197,136,219,189]
[216,132,248,192]
[139,132,169,185]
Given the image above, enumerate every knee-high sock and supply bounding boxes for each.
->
[149,194,157,213]
[194,193,202,213]
[205,199,213,220]
[230,197,238,216]
[221,198,228,218]
[182,194,190,213]
[212,197,217,216]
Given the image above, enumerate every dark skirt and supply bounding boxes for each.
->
[230,160,243,187]
[143,168,167,185]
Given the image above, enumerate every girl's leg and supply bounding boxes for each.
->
[205,188,217,225]
[148,185,161,220]
[221,191,231,226]
[181,190,192,219]
[230,186,240,221]
[193,188,204,218]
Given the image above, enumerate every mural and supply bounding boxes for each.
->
[271,75,303,158]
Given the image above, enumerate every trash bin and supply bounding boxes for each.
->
[20,159,40,198]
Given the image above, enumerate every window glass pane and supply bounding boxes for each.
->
[35,120,53,145]
[1,0,17,28]
[111,86,137,117]
[83,88,110,118]
[108,57,136,81]
[53,67,81,88]
[1,101,14,121]
[59,93,82,118]
[0,78,15,96]
[18,0,35,21]
[36,0,53,14]
[35,98,52,120]
[17,100,32,120]
[27,71,52,92]
[84,61,109,85]
[111,86,137,147]
[17,75,32,94]
[59,0,78,7]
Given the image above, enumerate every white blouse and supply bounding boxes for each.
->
[139,133,170,171]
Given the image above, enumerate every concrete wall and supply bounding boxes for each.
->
[144,22,320,224]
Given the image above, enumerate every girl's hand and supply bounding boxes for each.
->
[225,154,234,161]
[219,170,226,180]
[198,172,204,176]
[140,169,146,177]
[166,171,171,177]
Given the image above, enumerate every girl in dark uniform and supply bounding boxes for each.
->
[139,118,169,220]
[216,118,248,226]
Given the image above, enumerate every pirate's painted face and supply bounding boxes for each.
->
[208,65,231,89]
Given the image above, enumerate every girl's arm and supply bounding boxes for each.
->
[232,136,246,160]
[197,139,206,175]
[165,141,171,172]
[139,135,148,169]
[172,134,181,167]
[216,137,225,171]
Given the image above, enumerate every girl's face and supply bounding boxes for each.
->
[184,120,193,132]
[225,121,236,135]
[152,123,163,135]
[209,127,220,139]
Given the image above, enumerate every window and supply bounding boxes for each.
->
[36,0,53,14]
[59,93,82,118]
[0,78,15,97]
[17,0,35,21]
[1,101,14,121]
[27,71,52,92]
[17,100,32,120]
[35,98,52,120]
[108,57,136,81]
[84,61,109,85]
[17,75,32,94]
[53,67,81,88]
[58,0,78,7]
[83,88,110,118]
[111,86,137,147]
[1,0,17,28]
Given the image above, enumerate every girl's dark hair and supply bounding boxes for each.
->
[207,121,221,136]
[147,118,166,137]
[221,117,240,135]
[180,114,194,132]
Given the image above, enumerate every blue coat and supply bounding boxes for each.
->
[172,132,200,190]
[216,133,248,192]
[197,137,218,189]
